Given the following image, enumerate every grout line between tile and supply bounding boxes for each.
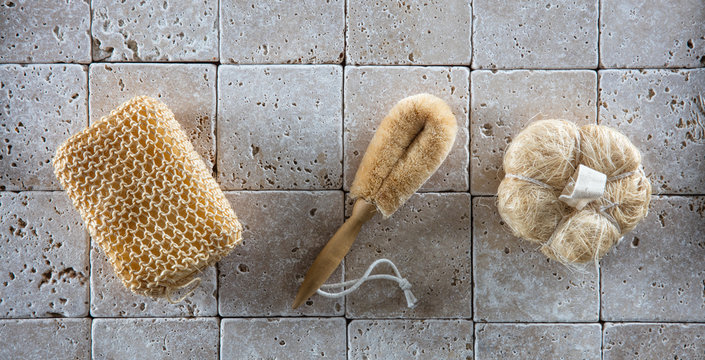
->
[470,0,475,69]
[0,189,705,198]
[5,190,705,196]
[216,0,221,64]
[597,0,602,70]
[600,321,605,360]
[1,62,702,71]
[6,316,704,324]
[214,37,223,334]
[84,19,94,357]
[340,0,348,337]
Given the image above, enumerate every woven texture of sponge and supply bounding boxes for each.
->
[53,96,242,299]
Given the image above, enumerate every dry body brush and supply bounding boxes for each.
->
[497,120,651,264]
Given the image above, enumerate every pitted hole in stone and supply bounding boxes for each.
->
[631,236,640,247]
[481,123,493,137]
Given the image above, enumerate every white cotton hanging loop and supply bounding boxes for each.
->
[316,258,418,308]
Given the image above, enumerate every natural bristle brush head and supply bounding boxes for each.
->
[351,93,458,217]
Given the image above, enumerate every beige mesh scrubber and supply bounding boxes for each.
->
[53,96,242,301]
[293,93,457,308]
[497,119,651,264]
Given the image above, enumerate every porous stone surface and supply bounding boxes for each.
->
[600,0,705,68]
[473,0,598,69]
[92,0,218,62]
[2,2,705,357]
[220,0,344,64]
[0,192,89,318]
[475,323,601,360]
[601,196,705,321]
[0,0,90,63]
[603,323,705,359]
[90,247,217,317]
[219,191,344,316]
[344,66,469,192]
[470,70,597,195]
[0,64,87,190]
[348,320,473,360]
[598,69,705,194]
[92,318,218,359]
[89,63,217,170]
[221,318,346,359]
[218,65,342,190]
[345,193,471,318]
[473,197,599,322]
[346,0,471,65]
[0,319,91,359]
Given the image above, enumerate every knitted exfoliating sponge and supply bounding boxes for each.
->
[53,96,242,300]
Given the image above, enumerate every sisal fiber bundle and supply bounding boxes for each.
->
[53,96,242,301]
[497,119,651,264]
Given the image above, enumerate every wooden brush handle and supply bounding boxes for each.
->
[292,199,377,309]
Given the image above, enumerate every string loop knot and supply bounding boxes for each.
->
[316,258,418,308]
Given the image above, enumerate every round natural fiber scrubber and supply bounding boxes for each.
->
[497,119,651,264]
[53,96,242,301]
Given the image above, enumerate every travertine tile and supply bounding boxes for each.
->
[472,0,598,69]
[603,323,705,360]
[218,65,342,190]
[601,196,705,321]
[346,0,471,65]
[0,318,90,359]
[0,0,90,63]
[473,197,599,322]
[0,64,87,190]
[220,0,344,64]
[345,193,471,318]
[92,318,218,359]
[89,63,216,169]
[598,69,705,194]
[600,0,705,68]
[475,323,601,360]
[221,318,346,360]
[219,191,344,316]
[344,66,469,192]
[92,0,218,62]
[470,70,597,195]
[90,247,217,317]
[348,320,473,360]
[0,192,89,318]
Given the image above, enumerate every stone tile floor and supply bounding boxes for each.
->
[0,0,703,359]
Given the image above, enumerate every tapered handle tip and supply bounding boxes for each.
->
[292,289,308,309]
